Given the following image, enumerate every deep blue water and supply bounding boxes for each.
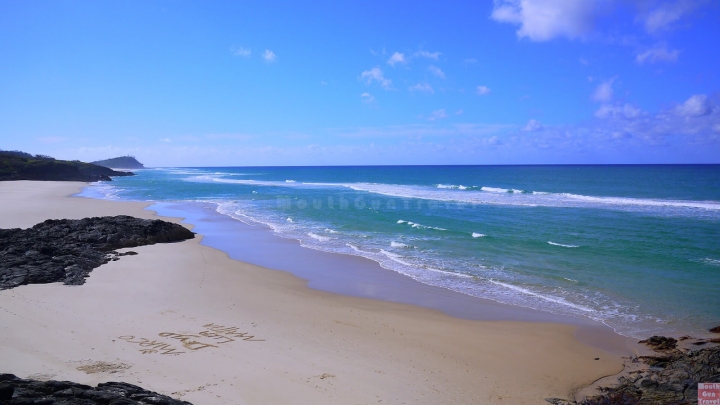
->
[81,165,720,338]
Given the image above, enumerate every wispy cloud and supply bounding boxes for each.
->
[427,109,448,121]
[231,46,251,57]
[636,45,680,64]
[592,79,614,103]
[415,50,441,60]
[360,92,375,104]
[640,0,699,34]
[477,86,491,95]
[522,119,543,131]
[360,67,393,90]
[387,52,407,67]
[491,0,601,41]
[263,49,276,62]
[595,103,642,119]
[409,82,434,93]
[428,65,445,79]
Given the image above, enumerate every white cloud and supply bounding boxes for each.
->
[415,50,441,60]
[636,46,680,64]
[455,109,464,115]
[360,92,375,104]
[477,86,491,95]
[713,124,720,133]
[522,119,543,131]
[592,79,614,103]
[231,46,251,57]
[464,58,478,65]
[361,67,393,90]
[490,0,600,41]
[409,82,434,93]
[263,49,276,62]
[676,94,710,117]
[595,103,642,119]
[428,65,445,79]
[642,0,697,34]
[427,109,448,121]
[387,52,407,67]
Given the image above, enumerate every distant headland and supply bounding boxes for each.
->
[91,156,145,169]
[0,150,134,182]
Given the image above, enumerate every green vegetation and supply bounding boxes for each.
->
[0,150,135,182]
[91,156,145,169]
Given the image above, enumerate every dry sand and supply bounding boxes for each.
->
[0,180,626,404]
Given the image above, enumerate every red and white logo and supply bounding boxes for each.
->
[699,383,720,405]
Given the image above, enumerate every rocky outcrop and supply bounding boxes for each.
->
[0,216,194,289]
[0,373,193,404]
[546,343,720,405]
[639,336,678,351]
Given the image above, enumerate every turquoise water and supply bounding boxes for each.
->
[81,165,720,338]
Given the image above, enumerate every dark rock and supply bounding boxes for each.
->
[545,345,720,405]
[710,326,720,333]
[0,383,14,400]
[0,374,192,405]
[638,335,677,351]
[0,216,194,290]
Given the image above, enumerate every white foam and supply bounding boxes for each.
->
[346,243,370,253]
[481,186,510,193]
[325,228,339,234]
[548,241,579,248]
[296,181,720,216]
[379,250,414,266]
[390,241,412,248]
[487,280,594,312]
[285,180,296,183]
[472,233,486,238]
[402,221,447,231]
[397,220,407,224]
[437,184,469,190]
[307,232,330,242]
[701,258,720,267]
[286,217,293,222]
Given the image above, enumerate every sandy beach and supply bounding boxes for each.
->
[0,181,628,404]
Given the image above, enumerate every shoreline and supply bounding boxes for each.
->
[149,200,633,355]
[1,180,631,404]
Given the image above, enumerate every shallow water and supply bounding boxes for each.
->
[80,165,720,338]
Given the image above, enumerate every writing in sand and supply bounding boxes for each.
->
[119,323,264,356]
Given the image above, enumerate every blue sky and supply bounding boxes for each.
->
[1,0,719,166]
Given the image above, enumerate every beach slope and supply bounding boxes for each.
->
[0,181,623,404]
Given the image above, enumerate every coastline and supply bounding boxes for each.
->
[1,180,628,404]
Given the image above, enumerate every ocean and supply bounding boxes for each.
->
[80,165,720,339]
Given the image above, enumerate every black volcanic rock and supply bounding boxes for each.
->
[639,336,678,352]
[710,326,720,333]
[0,374,193,404]
[546,343,720,405]
[0,216,194,289]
